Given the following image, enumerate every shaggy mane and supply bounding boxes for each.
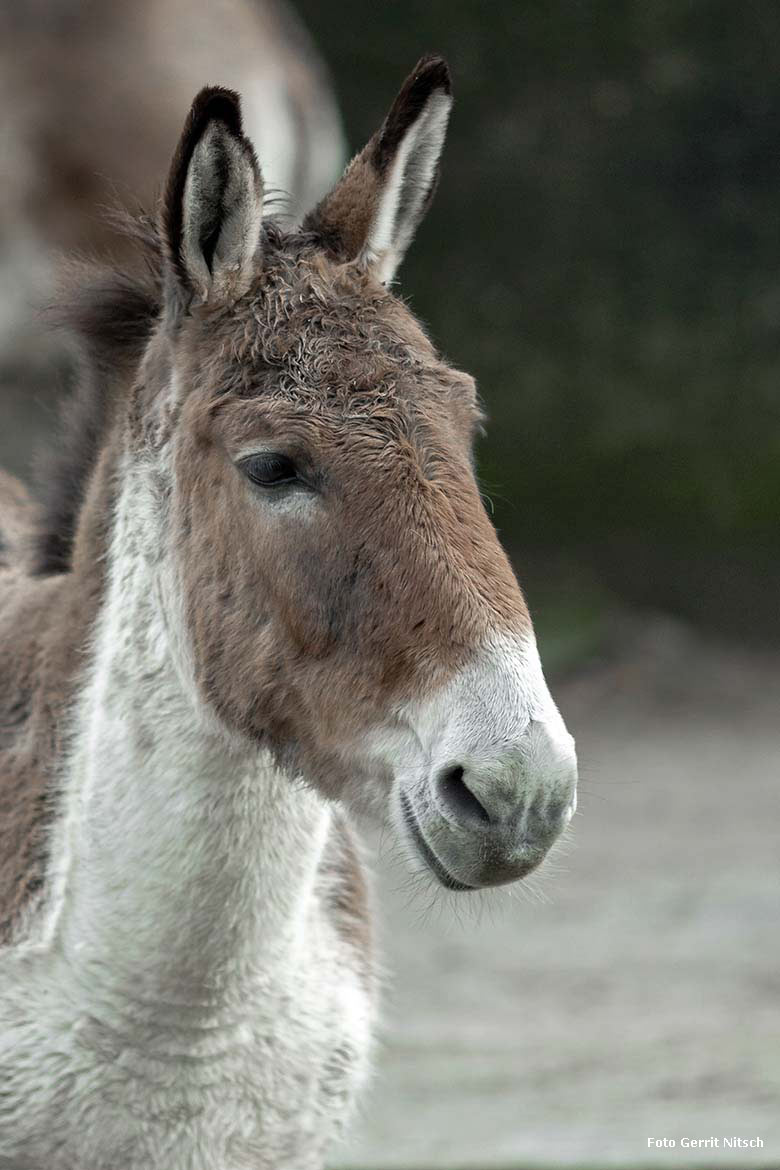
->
[32,213,163,575]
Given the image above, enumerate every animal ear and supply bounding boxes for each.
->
[162,86,263,307]
[303,55,452,284]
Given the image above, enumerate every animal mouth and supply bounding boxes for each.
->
[399,789,476,892]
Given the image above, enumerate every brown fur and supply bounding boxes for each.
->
[320,811,373,985]
[0,468,108,942]
[164,238,528,798]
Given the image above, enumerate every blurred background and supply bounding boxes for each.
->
[0,2,778,1167]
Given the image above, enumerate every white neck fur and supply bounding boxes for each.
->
[40,457,331,1009]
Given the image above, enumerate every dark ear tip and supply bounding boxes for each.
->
[372,54,453,176]
[412,54,452,96]
[188,85,244,138]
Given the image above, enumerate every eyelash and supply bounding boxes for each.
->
[239,452,300,488]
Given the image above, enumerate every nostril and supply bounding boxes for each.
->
[436,764,491,826]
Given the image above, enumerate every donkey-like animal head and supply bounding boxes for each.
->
[142,57,576,891]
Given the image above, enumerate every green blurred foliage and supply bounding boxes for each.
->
[298,0,780,638]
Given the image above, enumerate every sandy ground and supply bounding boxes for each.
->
[334,622,780,1169]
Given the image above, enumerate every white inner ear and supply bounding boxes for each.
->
[182,122,264,302]
[362,90,452,284]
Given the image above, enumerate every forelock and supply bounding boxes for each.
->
[186,230,442,414]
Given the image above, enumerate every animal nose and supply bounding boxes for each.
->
[434,718,577,844]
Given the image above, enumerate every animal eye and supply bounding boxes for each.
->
[240,453,299,487]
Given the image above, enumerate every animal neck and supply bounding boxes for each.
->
[47,454,331,1008]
